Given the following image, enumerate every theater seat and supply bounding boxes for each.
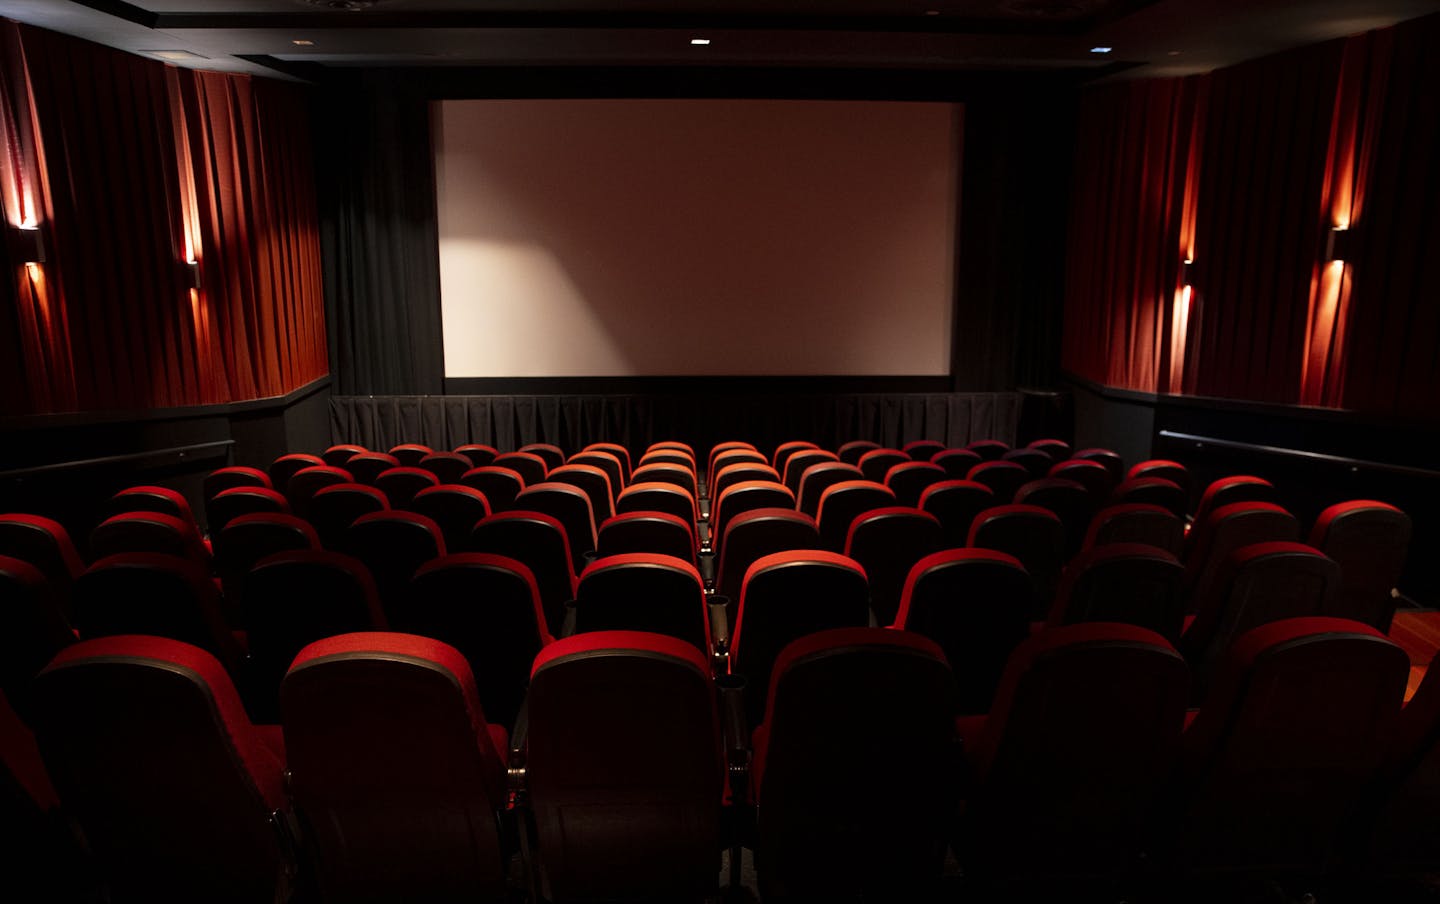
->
[968,505,1065,619]
[1048,543,1185,641]
[344,452,402,486]
[1183,500,1300,609]
[321,443,368,468]
[715,508,820,605]
[282,633,509,902]
[837,440,880,465]
[455,443,500,468]
[0,556,74,719]
[269,452,324,492]
[931,448,983,480]
[902,439,947,462]
[1308,500,1411,632]
[630,462,699,499]
[1172,618,1407,877]
[1048,458,1115,499]
[712,481,795,558]
[519,442,566,471]
[460,466,526,511]
[1000,447,1053,479]
[30,636,291,903]
[524,631,723,903]
[815,480,895,552]
[638,450,697,475]
[965,460,1029,503]
[409,484,492,553]
[212,512,320,606]
[712,462,782,506]
[1365,648,1440,873]
[857,447,908,484]
[965,439,1010,461]
[406,554,550,729]
[582,442,632,482]
[572,553,711,654]
[306,482,389,550]
[493,451,549,486]
[616,481,698,533]
[751,628,957,902]
[373,466,440,510]
[203,467,272,528]
[781,449,838,497]
[1128,459,1193,503]
[894,548,1032,714]
[388,443,434,467]
[919,479,994,548]
[567,450,627,497]
[0,514,85,605]
[90,511,209,564]
[244,550,387,723]
[283,465,353,518]
[1027,438,1072,461]
[730,550,871,725]
[470,511,576,638]
[547,463,616,522]
[956,623,1187,885]
[1190,475,1277,540]
[1084,503,1184,556]
[417,451,476,485]
[843,506,944,626]
[709,448,767,495]
[796,461,864,518]
[1015,476,1096,555]
[207,487,291,534]
[517,482,598,572]
[1110,476,1188,519]
[884,461,947,507]
[107,485,197,524]
[596,511,697,566]
[341,511,446,624]
[772,440,819,476]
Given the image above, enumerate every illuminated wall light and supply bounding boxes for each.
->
[9,223,45,264]
[691,38,711,45]
[291,39,316,46]
[1325,226,1357,263]
[1090,46,1113,54]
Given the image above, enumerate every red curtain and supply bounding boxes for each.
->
[1062,77,1203,393]
[0,23,326,416]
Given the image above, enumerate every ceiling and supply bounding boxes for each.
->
[0,0,1433,83]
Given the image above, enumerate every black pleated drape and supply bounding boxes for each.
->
[316,78,444,396]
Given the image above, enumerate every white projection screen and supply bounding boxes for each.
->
[434,99,961,378]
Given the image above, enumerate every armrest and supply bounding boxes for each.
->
[560,600,578,639]
[716,674,750,778]
[507,699,530,807]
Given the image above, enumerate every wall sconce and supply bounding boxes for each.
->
[9,224,45,264]
[1181,258,1195,283]
[181,258,202,289]
[1325,226,1357,263]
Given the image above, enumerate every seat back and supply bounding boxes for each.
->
[1049,543,1185,640]
[815,480,896,552]
[409,484,492,553]
[1128,459,1192,506]
[284,465,353,518]
[1368,648,1440,871]
[519,443,566,471]
[517,482,597,572]
[208,487,291,534]
[708,449,768,496]
[0,514,85,598]
[960,624,1188,881]
[968,505,1066,618]
[1085,502,1184,555]
[796,462,865,518]
[782,449,839,496]
[753,628,957,899]
[1048,458,1115,500]
[932,448,983,479]
[0,557,74,718]
[1015,477,1097,555]
[107,485,196,523]
[567,451,625,497]
[1027,438,1072,461]
[902,439,947,461]
[307,483,389,549]
[388,444,434,467]
[919,479,995,548]
[772,440,819,475]
[269,453,325,492]
[493,451,549,486]
[340,452,401,486]
[245,550,387,722]
[91,511,208,563]
[630,462,698,499]
[1000,447,1053,479]
[615,481,698,531]
[1178,618,1407,874]
[596,511,696,566]
[966,460,1030,503]
[341,511,446,623]
[843,507,945,625]
[836,440,880,465]
[574,554,710,653]
[527,631,723,903]
[896,548,1032,714]
[282,632,508,902]
[373,466,440,510]
[857,448,908,484]
[715,508,821,604]
[1191,475,1277,536]
[712,481,795,557]
[212,513,319,603]
[460,466,526,510]
[712,462,782,505]
[203,468,272,528]
[732,551,871,724]
[470,512,576,637]
[965,439,1010,461]
[455,444,500,468]
[547,463,616,522]
[582,442,632,481]
[321,444,367,468]
[418,451,476,485]
[1111,476,1188,518]
[31,636,288,903]
[1072,447,1125,484]
[1309,500,1411,632]
[884,461,948,507]
[638,450,697,474]
[408,554,550,729]
[1184,501,1300,606]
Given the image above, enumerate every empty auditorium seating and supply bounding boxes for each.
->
[30,636,291,903]
[955,623,1187,885]
[796,461,865,518]
[903,439,947,461]
[373,465,440,509]
[283,464,352,517]
[1000,447,1052,478]
[715,508,821,605]
[837,440,880,465]
[461,465,526,510]
[1048,457,1114,499]
[407,554,552,729]
[269,452,324,492]
[388,443,434,467]
[1026,438,1072,460]
[306,482,388,549]
[107,484,197,523]
[572,553,711,653]
[650,440,696,457]
[771,440,818,476]
[712,461,782,503]
[455,443,500,468]
[919,479,995,548]
[1048,543,1186,640]
[567,450,626,498]
[0,513,85,600]
[730,551,871,724]
[0,556,74,716]
[342,451,402,485]
[1111,476,1188,518]
[244,550,387,722]
[203,466,272,528]
[321,443,368,467]
[1072,447,1125,484]
[932,447,983,479]
[751,628,957,901]
[1128,459,1193,505]
[1170,618,1407,877]
[1184,500,1301,607]
[1015,476,1096,554]
[781,448,838,496]
[212,512,320,604]
[1365,649,1440,874]
[417,450,476,485]
[524,631,724,903]
[1309,500,1412,632]
[583,442,632,481]
[884,460,948,507]
[711,481,795,557]
[408,484,492,552]
[516,482,597,572]
[596,511,696,566]
[843,507,945,626]
[546,464,615,521]
[709,447,768,492]
[492,451,549,486]
[615,481,698,532]
[966,439,1010,461]
[281,633,509,902]
[1191,475,1277,534]
[341,511,446,623]
[630,461,699,498]
[519,442,567,471]
[90,511,209,563]
[207,486,291,533]
[816,480,896,552]
[857,447,908,484]
[893,548,1032,714]
[966,460,1030,503]
[1085,502,1185,555]
[968,505,1066,618]
[470,511,576,637]
[638,449,697,473]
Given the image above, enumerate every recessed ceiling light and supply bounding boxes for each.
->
[1168,50,1182,56]
[292,39,316,46]
[691,38,711,45]
[145,49,210,61]
[1090,46,1113,54]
